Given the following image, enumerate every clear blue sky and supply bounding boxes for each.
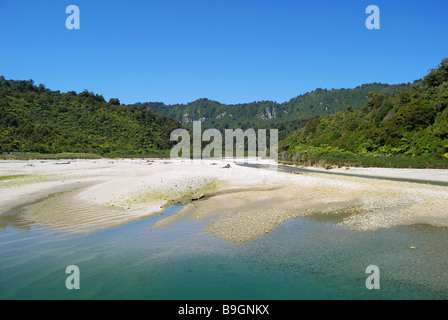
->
[0,0,447,105]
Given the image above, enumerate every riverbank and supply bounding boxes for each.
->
[296,165,448,182]
[1,158,447,243]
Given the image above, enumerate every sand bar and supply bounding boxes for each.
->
[1,158,447,242]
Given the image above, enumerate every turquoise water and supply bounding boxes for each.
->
[1,201,448,300]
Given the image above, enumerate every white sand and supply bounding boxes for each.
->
[1,158,448,242]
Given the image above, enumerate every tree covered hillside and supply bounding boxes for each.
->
[148,83,407,138]
[280,59,448,168]
[0,78,180,156]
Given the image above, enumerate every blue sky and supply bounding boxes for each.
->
[0,0,447,105]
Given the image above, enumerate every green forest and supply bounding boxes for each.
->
[280,58,448,168]
[1,59,447,168]
[0,78,180,157]
[148,83,406,140]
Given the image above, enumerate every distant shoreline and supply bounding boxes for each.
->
[2,152,448,170]
[274,163,448,186]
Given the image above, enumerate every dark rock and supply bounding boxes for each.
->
[191,194,205,201]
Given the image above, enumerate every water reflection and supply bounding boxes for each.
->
[0,208,33,231]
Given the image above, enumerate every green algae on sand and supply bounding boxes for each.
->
[109,179,219,208]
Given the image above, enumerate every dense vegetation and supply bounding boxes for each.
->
[1,59,446,168]
[280,59,448,168]
[148,83,406,140]
[0,78,180,157]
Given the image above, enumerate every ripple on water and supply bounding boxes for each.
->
[20,187,157,233]
[1,194,448,299]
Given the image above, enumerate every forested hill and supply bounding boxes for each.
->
[280,58,448,168]
[0,78,181,156]
[2,58,444,164]
[147,83,407,136]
